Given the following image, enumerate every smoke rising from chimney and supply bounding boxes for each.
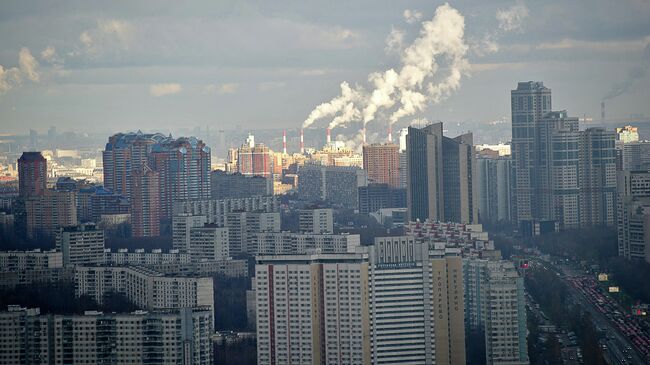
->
[603,43,650,101]
[301,3,469,131]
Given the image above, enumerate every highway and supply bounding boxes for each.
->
[532,257,648,365]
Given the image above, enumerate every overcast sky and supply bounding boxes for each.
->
[0,0,649,136]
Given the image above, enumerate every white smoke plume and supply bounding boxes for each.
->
[302,3,469,130]
[303,81,362,128]
[0,48,41,94]
[603,42,650,101]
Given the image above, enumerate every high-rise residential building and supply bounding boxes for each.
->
[103,249,248,277]
[579,128,617,226]
[150,137,211,218]
[130,164,160,237]
[173,196,279,225]
[297,164,325,201]
[363,143,400,187]
[237,142,273,178]
[75,266,214,318]
[463,259,529,365]
[255,253,371,365]
[298,164,368,208]
[225,211,280,255]
[535,111,580,226]
[406,123,478,224]
[25,190,77,239]
[210,170,272,199]
[476,156,513,223]
[188,225,229,261]
[511,83,617,229]
[249,232,360,255]
[617,170,650,262]
[103,132,166,197]
[367,237,466,365]
[172,214,208,252]
[55,223,105,267]
[298,208,333,234]
[18,152,47,198]
[0,305,213,365]
[510,81,552,223]
[88,187,130,222]
[621,141,650,171]
[358,183,407,214]
[103,132,211,219]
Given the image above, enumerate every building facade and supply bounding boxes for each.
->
[249,232,360,255]
[55,223,105,267]
[18,152,47,198]
[74,266,214,321]
[511,81,552,223]
[298,208,333,234]
[0,305,213,365]
[363,143,400,188]
[406,123,478,224]
[25,190,77,239]
[358,184,407,214]
[476,156,513,223]
[618,170,650,262]
[463,259,529,365]
[255,253,371,365]
[130,164,161,237]
[368,237,466,365]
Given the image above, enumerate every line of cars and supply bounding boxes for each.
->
[567,275,650,362]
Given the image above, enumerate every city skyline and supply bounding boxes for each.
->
[2,2,650,365]
[0,1,649,135]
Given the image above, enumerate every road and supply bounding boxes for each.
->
[533,258,648,365]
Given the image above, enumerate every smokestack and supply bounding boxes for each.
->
[282,130,287,155]
[388,125,393,143]
[362,127,367,145]
[300,129,305,154]
[601,101,605,125]
[326,128,331,144]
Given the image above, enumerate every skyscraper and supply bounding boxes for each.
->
[363,143,400,187]
[130,164,161,237]
[511,83,616,229]
[579,128,617,226]
[18,152,47,198]
[406,122,477,223]
[510,81,552,223]
[476,155,513,223]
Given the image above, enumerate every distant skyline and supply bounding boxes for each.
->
[1,0,649,135]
